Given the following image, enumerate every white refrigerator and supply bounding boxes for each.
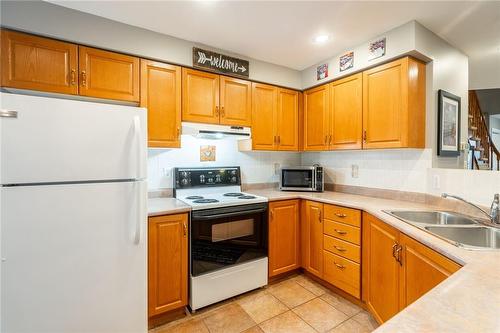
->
[0,92,148,333]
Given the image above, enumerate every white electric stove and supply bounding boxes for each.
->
[173,167,269,311]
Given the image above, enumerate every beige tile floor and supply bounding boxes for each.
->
[151,273,378,333]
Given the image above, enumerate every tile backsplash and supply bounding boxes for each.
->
[147,135,300,189]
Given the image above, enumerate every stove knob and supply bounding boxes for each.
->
[180,171,188,178]
[181,178,189,186]
[231,170,237,175]
[207,177,214,183]
[199,175,205,183]
[231,176,237,183]
[215,175,221,182]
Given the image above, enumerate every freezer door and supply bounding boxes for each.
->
[0,181,147,333]
[0,92,147,184]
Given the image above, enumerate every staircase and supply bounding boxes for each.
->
[468,90,500,170]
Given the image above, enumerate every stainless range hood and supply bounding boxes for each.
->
[181,122,251,140]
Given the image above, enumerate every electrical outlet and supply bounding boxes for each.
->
[433,174,441,190]
[274,163,281,175]
[351,164,359,178]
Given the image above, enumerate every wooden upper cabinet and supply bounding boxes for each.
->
[219,76,251,126]
[400,234,461,307]
[277,88,299,151]
[182,68,220,124]
[268,200,300,277]
[251,83,278,150]
[304,84,329,151]
[363,212,400,323]
[304,200,324,278]
[148,213,188,317]
[362,57,425,149]
[330,73,363,150]
[79,46,139,102]
[1,29,78,95]
[140,60,181,148]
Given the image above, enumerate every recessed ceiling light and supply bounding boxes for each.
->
[313,35,329,44]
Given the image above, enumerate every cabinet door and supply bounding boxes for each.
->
[304,200,324,278]
[251,83,277,150]
[363,213,400,323]
[277,88,299,151]
[269,200,300,277]
[219,76,251,126]
[400,234,461,307]
[330,73,362,150]
[79,46,139,102]
[140,60,181,148]
[182,68,220,124]
[304,84,329,151]
[148,214,188,317]
[1,29,78,95]
[362,58,407,148]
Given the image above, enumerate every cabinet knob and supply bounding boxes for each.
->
[183,222,187,237]
[221,106,225,117]
[334,245,346,252]
[334,262,346,270]
[177,127,181,138]
[334,213,347,218]
[363,130,367,143]
[334,229,347,235]
[70,69,76,85]
[80,71,87,87]
[215,106,219,117]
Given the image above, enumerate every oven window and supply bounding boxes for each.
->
[282,170,313,188]
[191,205,268,277]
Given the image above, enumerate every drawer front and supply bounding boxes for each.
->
[324,220,360,245]
[324,204,361,227]
[324,235,360,263]
[324,251,360,298]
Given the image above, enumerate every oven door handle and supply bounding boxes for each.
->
[192,208,267,220]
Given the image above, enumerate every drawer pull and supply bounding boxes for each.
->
[334,262,346,270]
[334,245,346,252]
[335,213,347,218]
[334,229,347,235]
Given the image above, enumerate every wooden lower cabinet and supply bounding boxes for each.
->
[268,200,300,277]
[400,233,461,307]
[148,213,188,317]
[362,212,461,324]
[302,200,324,278]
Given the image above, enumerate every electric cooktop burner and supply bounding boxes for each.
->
[193,199,219,204]
[223,193,244,197]
[238,195,256,199]
[186,196,204,200]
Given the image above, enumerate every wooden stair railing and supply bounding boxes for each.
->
[468,90,500,170]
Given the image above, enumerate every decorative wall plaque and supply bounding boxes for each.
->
[193,47,249,78]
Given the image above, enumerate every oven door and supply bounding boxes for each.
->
[190,203,268,277]
[280,168,316,191]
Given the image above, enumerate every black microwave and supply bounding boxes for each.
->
[279,166,324,192]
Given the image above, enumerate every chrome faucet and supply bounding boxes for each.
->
[441,193,500,225]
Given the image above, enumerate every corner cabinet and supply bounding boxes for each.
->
[362,57,426,149]
[148,213,188,318]
[362,213,461,324]
[251,83,300,151]
[1,29,78,95]
[140,60,181,148]
[268,200,300,277]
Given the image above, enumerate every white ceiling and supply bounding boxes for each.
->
[49,1,500,71]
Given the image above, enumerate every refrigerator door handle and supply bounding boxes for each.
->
[0,110,18,118]
[133,115,144,180]
[134,181,144,245]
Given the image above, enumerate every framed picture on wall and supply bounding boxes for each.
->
[437,89,461,156]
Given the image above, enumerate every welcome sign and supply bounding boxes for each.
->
[193,47,249,78]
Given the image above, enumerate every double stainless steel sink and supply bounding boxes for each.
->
[384,211,500,250]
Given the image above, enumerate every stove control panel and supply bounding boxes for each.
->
[174,167,241,189]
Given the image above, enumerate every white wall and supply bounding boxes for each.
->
[469,57,500,90]
[301,21,418,89]
[148,136,300,190]
[0,0,302,89]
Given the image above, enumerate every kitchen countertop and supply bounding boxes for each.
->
[147,190,500,332]
[246,189,500,333]
[148,197,190,216]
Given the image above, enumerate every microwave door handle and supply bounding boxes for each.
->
[312,170,316,190]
